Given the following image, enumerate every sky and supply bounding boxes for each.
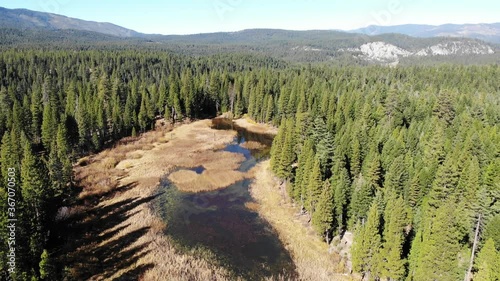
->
[0,0,499,35]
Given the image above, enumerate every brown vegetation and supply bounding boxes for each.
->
[234,117,278,135]
[240,140,266,150]
[168,168,246,193]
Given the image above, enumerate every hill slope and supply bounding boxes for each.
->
[0,7,140,37]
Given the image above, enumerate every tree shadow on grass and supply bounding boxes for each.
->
[50,182,163,280]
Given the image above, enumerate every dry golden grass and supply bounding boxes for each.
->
[249,160,352,281]
[195,151,244,170]
[167,151,247,192]
[234,117,278,135]
[204,169,246,187]
[240,140,266,150]
[127,151,143,160]
[244,201,260,212]
[102,156,122,169]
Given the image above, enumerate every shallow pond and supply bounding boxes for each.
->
[151,119,296,280]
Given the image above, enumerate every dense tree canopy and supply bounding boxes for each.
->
[266,63,499,280]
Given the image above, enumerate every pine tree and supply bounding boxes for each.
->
[1,133,13,180]
[76,93,90,150]
[293,139,314,202]
[363,149,382,192]
[484,215,500,251]
[349,174,374,227]
[352,201,382,280]
[138,92,149,132]
[379,193,408,280]
[407,170,424,209]
[423,119,446,167]
[407,229,423,281]
[305,157,323,213]
[383,155,408,195]
[264,95,274,122]
[474,238,499,281]
[457,157,481,226]
[157,78,168,116]
[180,69,194,117]
[270,118,287,174]
[350,137,362,178]
[332,161,350,235]
[21,143,49,264]
[433,90,455,125]
[94,98,107,149]
[312,118,334,177]
[39,249,53,280]
[47,141,63,195]
[278,119,295,179]
[30,86,43,144]
[234,79,244,118]
[111,91,123,138]
[428,157,459,209]
[169,74,182,120]
[480,159,500,221]
[312,181,335,243]
[412,199,465,281]
[41,102,55,150]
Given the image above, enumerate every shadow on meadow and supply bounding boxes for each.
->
[50,181,163,280]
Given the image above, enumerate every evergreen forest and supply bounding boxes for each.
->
[0,47,498,280]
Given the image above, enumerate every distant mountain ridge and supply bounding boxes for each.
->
[0,7,140,37]
[350,23,500,44]
[0,6,498,65]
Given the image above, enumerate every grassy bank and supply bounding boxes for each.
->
[248,161,352,281]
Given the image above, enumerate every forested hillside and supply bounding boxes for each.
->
[0,46,498,280]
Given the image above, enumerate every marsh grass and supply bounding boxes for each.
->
[168,168,247,192]
[234,117,278,135]
[240,140,266,150]
[58,120,249,280]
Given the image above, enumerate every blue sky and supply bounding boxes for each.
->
[0,0,498,35]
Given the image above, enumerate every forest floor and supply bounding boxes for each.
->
[248,161,352,281]
[59,117,350,281]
